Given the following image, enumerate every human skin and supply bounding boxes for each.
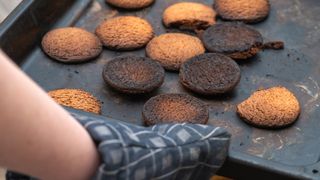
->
[0,51,99,180]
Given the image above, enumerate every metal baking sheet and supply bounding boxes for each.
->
[1,0,320,179]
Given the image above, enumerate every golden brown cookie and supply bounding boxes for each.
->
[106,0,154,9]
[48,89,101,114]
[214,0,270,23]
[42,27,102,63]
[202,23,263,60]
[237,87,300,128]
[143,94,209,126]
[95,16,154,50]
[146,33,205,71]
[102,56,165,94]
[211,176,233,180]
[163,2,217,30]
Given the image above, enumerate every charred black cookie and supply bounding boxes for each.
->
[202,23,263,60]
[102,56,165,94]
[179,53,241,95]
[143,94,209,126]
[262,41,284,50]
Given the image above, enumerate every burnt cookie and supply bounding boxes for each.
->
[146,33,205,71]
[202,23,263,60]
[180,53,241,95]
[214,0,270,23]
[163,2,217,30]
[237,87,300,128]
[106,0,154,9]
[102,56,165,94]
[48,89,101,114]
[143,94,209,126]
[95,16,154,50]
[262,41,284,50]
[42,27,102,63]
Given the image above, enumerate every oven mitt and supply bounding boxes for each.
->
[72,113,230,180]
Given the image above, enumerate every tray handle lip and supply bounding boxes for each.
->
[226,150,316,179]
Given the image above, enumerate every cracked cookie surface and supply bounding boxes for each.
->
[214,0,270,23]
[96,16,154,50]
[42,27,102,63]
[237,87,300,128]
[163,2,216,30]
[146,33,205,71]
[48,89,101,114]
[106,0,154,9]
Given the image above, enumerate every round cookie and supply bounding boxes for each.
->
[48,89,101,114]
[202,23,263,60]
[106,0,154,9]
[95,16,154,50]
[180,53,241,95]
[214,0,270,23]
[146,33,205,71]
[143,94,209,126]
[163,2,217,30]
[237,87,300,128]
[42,27,102,63]
[102,56,165,94]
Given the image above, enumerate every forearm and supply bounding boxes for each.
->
[0,51,99,180]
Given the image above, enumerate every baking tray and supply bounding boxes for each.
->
[1,0,320,179]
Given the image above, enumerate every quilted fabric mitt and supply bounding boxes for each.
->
[72,112,230,180]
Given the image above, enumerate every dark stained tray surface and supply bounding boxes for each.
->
[2,0,320,179]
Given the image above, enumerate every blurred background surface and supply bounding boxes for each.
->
[0,0,22,22]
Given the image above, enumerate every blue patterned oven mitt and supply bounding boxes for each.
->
[72,112,230,180]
